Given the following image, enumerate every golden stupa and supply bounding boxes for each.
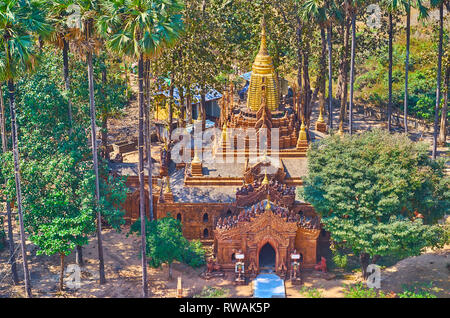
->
[247,19,279,112]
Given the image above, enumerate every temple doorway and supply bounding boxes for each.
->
[259,243,276,272]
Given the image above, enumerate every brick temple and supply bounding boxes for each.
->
[113,21,329,275]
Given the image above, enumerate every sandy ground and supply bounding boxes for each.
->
[1,222,448,298]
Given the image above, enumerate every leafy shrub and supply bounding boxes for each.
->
[182,240,206,268]
[194,286,229,298]
[343,283,388,298]
[398,283,437,298]
[299,286,323,298]
[332,253,348,270]
[130,217,206,269]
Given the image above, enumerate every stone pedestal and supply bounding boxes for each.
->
[315,121,327,133]
[191,162,203,176]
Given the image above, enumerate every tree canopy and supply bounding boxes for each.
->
[301,129,448,275]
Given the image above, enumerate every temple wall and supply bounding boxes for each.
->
[155,202,236,240]
[121,177,326,271]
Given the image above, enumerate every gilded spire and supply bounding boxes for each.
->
[247,18,279,112]
[259,17,268,55]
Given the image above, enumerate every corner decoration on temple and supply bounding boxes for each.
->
[117,17,329,283]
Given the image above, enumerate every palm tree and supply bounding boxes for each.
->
[347,0,364,135]
[326,1,341,130]
[382,0,400,132]
[73,0,106,284]
[46,0,89,265]
[0,0,52,298]
[100,0,184,297]
[439,55,449,145]
[46,0,76,133]
[0,82,19,285]
[431,0,448,159]
[301,0,328,128]
[336,0,351,135]
[401,0,428,134]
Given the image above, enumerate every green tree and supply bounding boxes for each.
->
[401,0,429,134]
[382,0,402,132]
[130,216,205,280]
[1,49,128,291]
[430,0,449,158]
[0,82,19,284]
[0,0,52,298]
[46,0,76,132]
[72,0,107,284]
[301,130,448,278]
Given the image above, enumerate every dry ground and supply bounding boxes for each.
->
[1,224,448,298]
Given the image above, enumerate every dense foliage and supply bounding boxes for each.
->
[356,25,449,121]
[301,130,448,275]
[130,216,206,278]
[0,49,128,260]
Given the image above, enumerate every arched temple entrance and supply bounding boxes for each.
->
[259,243,276,271]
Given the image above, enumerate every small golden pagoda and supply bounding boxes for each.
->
[247,19,279,112]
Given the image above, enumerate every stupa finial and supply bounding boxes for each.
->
[261,169,269,185]
[259,17,267,54]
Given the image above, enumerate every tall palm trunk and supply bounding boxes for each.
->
[338,17,350,133]
[319,27,327,121]
[144,59,153,222]
[404,8,411,134]
[200,87,206,130]
[59,253,65,291]
[179,87,185,128]
[0,83,19,285]
[296,17,303,118]
[432,3,444,160]
[439,64,449,145]
[327,23,333,129]
[168,81,174,142]
[7,79,32,298]
[62,38,73,134]
[302,39,312,128]
[186,79,192,124]
[87,48,106,285]
[63,39,83,266]
[138,54,148,297]
[349,11,356,135]
[101,68,109,160]
[388,12,393,132]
